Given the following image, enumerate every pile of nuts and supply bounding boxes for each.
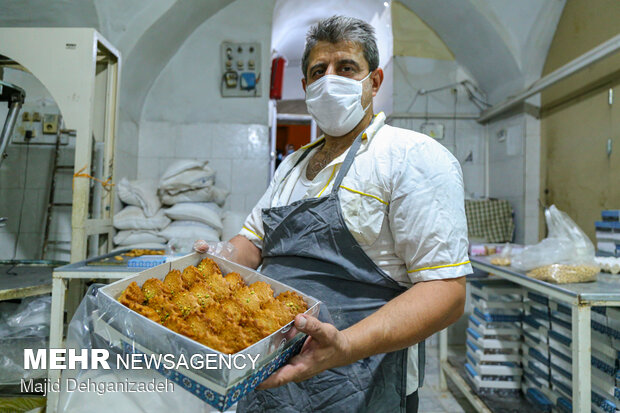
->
[526,264,599,284]
[490,257,511,266]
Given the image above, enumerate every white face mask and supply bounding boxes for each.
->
[305,73,371,137]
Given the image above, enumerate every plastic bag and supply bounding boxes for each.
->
[4,295,51,336]
[55,285,215,413]
[56,257,317,412]
[170,238,236,258]
[0,295,51,384]
[205,241,237,261]
[0,336,49,384]
[489,243,512,266]
[512,205,598,283]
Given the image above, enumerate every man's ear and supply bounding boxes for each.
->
[371,68,384,97]
[302,77,307,93]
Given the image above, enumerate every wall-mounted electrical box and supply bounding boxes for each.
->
[220,41,261,97]
[10,105,65,144]
[43,113,59,134]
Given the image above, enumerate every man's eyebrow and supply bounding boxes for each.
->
[309,62,326,74]
[337,59,361,69]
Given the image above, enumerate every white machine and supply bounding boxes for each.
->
[0,79,25,227]
[0,28,121,261]
[0,79,25,168]
[0,29,121,413]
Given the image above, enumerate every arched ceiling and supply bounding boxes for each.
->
[93,0,176,58]
[0,0,99,28]
[119,0,234,123]
[273,0,564,103]
[0,0,234,124]
[0,0,564,116]
[391,1,453,60]
[394,0,522,97]
[399,0,564,101]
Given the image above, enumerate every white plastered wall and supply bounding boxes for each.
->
[389,55,487,199]
[137,0,275,215]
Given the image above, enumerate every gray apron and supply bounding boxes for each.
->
[237,132,424,413]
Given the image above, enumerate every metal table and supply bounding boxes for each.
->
[439,256,620,413]
[0,263,55,301]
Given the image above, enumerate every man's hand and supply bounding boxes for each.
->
[258,314,352,389]
[193,239,209,253]
[192,235,262,269]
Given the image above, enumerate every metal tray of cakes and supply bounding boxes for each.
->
[95,252,321,411]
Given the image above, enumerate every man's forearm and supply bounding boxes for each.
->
[341,277,466,363]
[229,234,262,269]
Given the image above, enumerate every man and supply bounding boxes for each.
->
[196,15,471,413]
[284,143,295,158]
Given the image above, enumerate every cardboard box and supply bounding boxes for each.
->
[96,253,321,411]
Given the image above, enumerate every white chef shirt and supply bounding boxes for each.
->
[240,112,472,394]
[287,170,312,204]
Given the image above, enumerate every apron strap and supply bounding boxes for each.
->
[322,127,428,387]
[418,340,425,387]
[330,131,365,194]
[280,129,365,195]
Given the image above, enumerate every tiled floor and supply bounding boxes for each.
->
[418,337,476,413]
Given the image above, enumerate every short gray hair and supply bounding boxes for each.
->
[301,15,379,78]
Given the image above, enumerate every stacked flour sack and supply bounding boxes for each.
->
[113,178,171,250]
[158,160,229,252]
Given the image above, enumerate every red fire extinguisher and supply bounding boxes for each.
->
[270,57,286,100]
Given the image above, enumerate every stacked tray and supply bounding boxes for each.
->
[596,212,620,256]
[521,385,554,413]
[465,279,523,394]
[522,291,552,396]
[547,299,574,407]
[547,299,620,413]
[609,308,620,409]
[593,306,620,412]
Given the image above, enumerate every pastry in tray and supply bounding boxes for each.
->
[118,257,308,354]
[124,248,165,257]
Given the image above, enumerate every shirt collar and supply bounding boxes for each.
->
[364,111,386,142]
[300,111,386,150]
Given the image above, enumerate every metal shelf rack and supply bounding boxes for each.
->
[439,256,620,413]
